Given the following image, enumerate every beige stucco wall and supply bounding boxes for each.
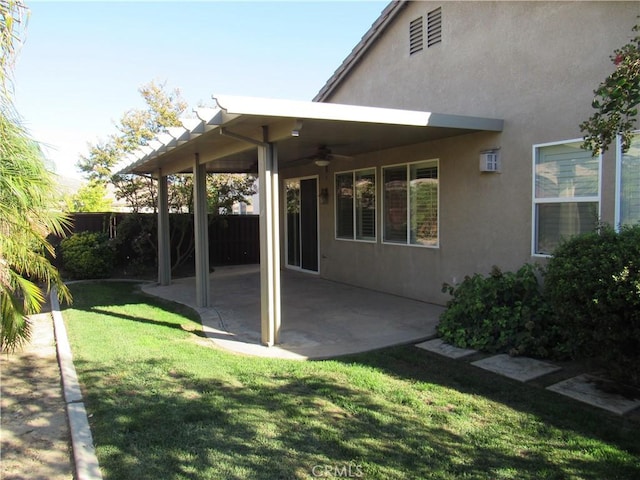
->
[281,1,639,305]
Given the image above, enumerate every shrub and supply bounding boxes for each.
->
[544,225,640,387]
[437,264,554,357]
[59,232,114,279]
[111,214,157,275]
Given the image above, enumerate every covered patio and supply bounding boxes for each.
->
[116,95,503,348]
[142,265,444,359]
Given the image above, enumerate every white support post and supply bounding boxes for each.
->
[258,140,281,346]
[271,144,281,344]
[193,154,211,307]
[157,172,171,286]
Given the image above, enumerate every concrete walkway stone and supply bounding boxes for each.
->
[415,338,477,359]
[417,338,640,416]
[472,354,562,382]
[547,374,640,415]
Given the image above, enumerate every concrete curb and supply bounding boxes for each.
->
[51,289,103,480]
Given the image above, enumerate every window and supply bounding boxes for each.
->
[533,140,601,255]
[616,132,640,227]
[335,169,376,241]
[383,160,438,247]
[409,16,424,55]
[427,7,442,47]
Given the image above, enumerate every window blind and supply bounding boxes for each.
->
[335,172,354,239]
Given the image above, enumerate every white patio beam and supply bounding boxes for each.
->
[167,126,190,146]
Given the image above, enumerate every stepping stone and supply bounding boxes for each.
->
[472,354,561,382]
[547,374,640,415]
[415,338,477,359]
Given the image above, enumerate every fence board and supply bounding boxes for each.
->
[63,213,260,266]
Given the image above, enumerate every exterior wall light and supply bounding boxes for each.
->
[319,188,329,204]
[479,148,501,173]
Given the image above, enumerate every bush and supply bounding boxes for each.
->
[544,225,640,387]
[111,214,157,275]
[59,232,115,279]
[437,264,554,357]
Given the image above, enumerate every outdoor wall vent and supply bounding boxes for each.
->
[479,149,500,173]
[426,7,442,47]
[409,17,424,55]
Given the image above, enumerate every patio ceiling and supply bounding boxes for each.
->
[115,95,504,176]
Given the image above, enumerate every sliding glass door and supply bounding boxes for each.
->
[285,177,319,272]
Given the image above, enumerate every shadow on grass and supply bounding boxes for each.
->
[63,280,205,337]
[64,281,640,479]
[74,356,614,480]
[338,346,640,451]
[87,307,207,337]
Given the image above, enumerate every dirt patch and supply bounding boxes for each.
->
[1,313,74,480]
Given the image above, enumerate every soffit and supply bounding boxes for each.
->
[115,94,503,176]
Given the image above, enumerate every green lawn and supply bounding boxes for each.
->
[62,281,640,480]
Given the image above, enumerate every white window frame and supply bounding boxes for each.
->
[334,167,377,243]
[615,130,640,229]
[531,138,602,257]
[382,159,440,248]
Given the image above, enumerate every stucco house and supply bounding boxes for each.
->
[117,1,640,346]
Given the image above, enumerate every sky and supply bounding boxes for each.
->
[13,0,388,180]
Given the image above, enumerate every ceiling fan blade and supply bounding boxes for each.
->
[329,153,353,161]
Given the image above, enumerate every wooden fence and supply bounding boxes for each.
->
[66,212,260,266]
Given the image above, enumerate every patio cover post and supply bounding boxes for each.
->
[157,172,171,286]
[258,140,281,346]
[193,153,211,307]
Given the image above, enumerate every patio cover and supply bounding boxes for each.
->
[115,94,503,346]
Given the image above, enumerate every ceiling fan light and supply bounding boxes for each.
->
[314,159,330,167]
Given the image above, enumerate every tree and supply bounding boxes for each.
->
[207,174,256,214]
[581,23,640,155]
[77,79,188,212]
[76,138,120,183]
[64,180,112,212]
[0,0,71,351]
[78,80,256,214]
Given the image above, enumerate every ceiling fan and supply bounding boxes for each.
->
[303,145,353,167]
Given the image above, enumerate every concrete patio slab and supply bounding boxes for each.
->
[144,265,443,360]
[472,354,561,382]
[415,338,477,359]
[547,374,640,415]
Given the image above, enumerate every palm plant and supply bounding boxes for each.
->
[0,0,71,350]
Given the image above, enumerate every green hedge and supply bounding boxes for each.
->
[437,264,555,358]
[438,225,640,388]
[544,225,640,386]
[59,232,114,279]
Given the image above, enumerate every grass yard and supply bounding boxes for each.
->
[62,281,640,480]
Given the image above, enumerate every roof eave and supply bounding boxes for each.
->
[313,0,408,103]
[115,94,504,176]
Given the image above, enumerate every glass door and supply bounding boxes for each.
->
[285,177,318,272]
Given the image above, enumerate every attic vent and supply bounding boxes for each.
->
[427,7,442,47]
[409,16,424,55]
